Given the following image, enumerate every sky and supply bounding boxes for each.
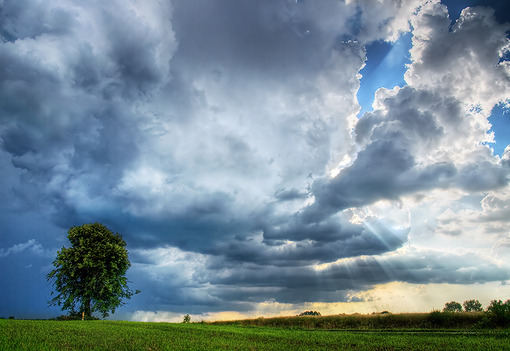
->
[0,0,509,322]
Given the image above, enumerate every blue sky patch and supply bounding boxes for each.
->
[357,32,412,117]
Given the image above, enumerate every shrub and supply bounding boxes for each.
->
[428,310,448,327]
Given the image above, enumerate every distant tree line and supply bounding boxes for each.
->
[443,299,483,313]
[296,299,510,327]
[440,299,510,327]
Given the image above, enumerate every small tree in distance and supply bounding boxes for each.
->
[299,311,321,316]
[463,299,483,312]
[443,301,463,313]
[47,223,139,318]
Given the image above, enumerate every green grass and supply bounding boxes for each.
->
[1,319,509,351]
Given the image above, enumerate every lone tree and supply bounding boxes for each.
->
[443,301,463,313]
[463,299,483,312]
[47,223,138,318]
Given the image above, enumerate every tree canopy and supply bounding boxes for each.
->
[463,299,483,312]
[486,299,510,327]
[47,223,138,318]
[443,301,463,313]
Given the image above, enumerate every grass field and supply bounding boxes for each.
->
[1,319,509,351]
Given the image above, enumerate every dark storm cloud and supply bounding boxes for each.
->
[210,219,406,267]
[274,188,308,201]
[1,0,510,319]
[169,0,355,76]
[69,0,368,255]
[305,139,418,218]
[110,2,510,316]
[161,247,510,307]
[0,0,366,254]
[0,0,176,229]
[294,86,508,227]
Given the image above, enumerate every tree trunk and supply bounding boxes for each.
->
[83,297,91,319]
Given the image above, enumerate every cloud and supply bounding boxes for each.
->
[355,0,423,42]
[143,246,509,308]
[1,0,510,318]
[225,2,510,306]
[219,218,407,266]
[1,1,450,257]
[292,3,510,228]
[435,190,510,248]
[0,0,176,228]
[0,239,49,258]
[279,84,506,245]
[406,2,510,112]
[124,213,510,312]
[46,0,373,253]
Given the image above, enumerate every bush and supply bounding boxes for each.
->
[428,310,449,327]
[426,310,486,328]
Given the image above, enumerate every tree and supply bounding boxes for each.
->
[183,314,191,323]
[299,311,321,316]
[443,301,463,313]
[485,299,510,326]
[463,299,483,312]
[47,223,139,318]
